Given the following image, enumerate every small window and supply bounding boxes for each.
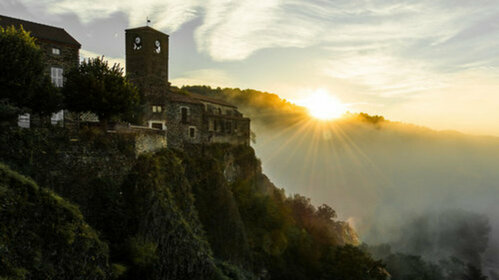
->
[51,110,64,125]
[51,67,63,87]
[152,105,162,113]
[52,48,60,55]
[152,123,163,130]
[189,127,196,138]
[18,113,30,128]
[209,119,214,131]
[180,107,189,124]
[226,121,232,134]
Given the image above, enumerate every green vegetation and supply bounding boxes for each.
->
[63,57,140,123]
[0,128,387,279]
[0,26,61,119]
[179,144,386,279]
[0,163,110,279]
[117,150,222,279]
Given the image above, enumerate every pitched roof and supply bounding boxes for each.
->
[0,14,81,47]
[168,88,237,108]
[167,92,203,105]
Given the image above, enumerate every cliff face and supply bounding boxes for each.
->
[0,127,227,279]
[0,127,373,280]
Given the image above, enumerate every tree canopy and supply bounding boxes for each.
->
[0,25,61,117]
[63,57,140,123]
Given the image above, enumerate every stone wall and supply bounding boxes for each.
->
[133,131,167,155]
[203,114,250,146]
[165,101,205,149]
[109,124,167,155]
[38,39,79,80]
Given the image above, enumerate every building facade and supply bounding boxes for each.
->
[0,14,81,126]
[125,26,250,148]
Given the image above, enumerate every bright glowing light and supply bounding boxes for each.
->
[299,89,346,120]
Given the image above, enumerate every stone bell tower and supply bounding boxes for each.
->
[125,26,169,96]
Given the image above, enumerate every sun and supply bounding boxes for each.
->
[299,89,346,120]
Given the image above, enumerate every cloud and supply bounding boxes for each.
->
[322,54,447,97]
[16,0,201,32]
[194,0,327,61]
[14,0,499,65]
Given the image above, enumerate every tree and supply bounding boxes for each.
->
[63,57,140,123]
[316,204,337,221]
[321,245,389,280]
[0,25,61,116]
[463,264,487,280]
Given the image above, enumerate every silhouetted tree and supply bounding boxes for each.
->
[321,245,389,280]
[0,26,61,117]
[463,264,487,280]
[316,204,337,221]
[63,57,140,123]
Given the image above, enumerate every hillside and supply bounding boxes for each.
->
[0,127,384,279]
[0,163,109,279]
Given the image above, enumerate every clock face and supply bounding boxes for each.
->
[154,40,161,53]
[133,36,142,50]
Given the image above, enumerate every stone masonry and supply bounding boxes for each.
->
[125,25,250,149]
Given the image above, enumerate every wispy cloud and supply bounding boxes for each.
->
[17,0,201,32]
[322,54,447,97]
[15,0,499,65]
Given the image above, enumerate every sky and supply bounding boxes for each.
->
[3,0,499,136]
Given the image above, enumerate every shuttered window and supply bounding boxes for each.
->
[51,67,63,87]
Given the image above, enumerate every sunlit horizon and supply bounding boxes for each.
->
[294,89,347,121]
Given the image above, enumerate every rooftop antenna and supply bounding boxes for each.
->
[146,17,151,26]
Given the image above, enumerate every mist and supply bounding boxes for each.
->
[181,86,499,277]
[251,115,499,276]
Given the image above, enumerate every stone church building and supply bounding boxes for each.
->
[125,26,250,148]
